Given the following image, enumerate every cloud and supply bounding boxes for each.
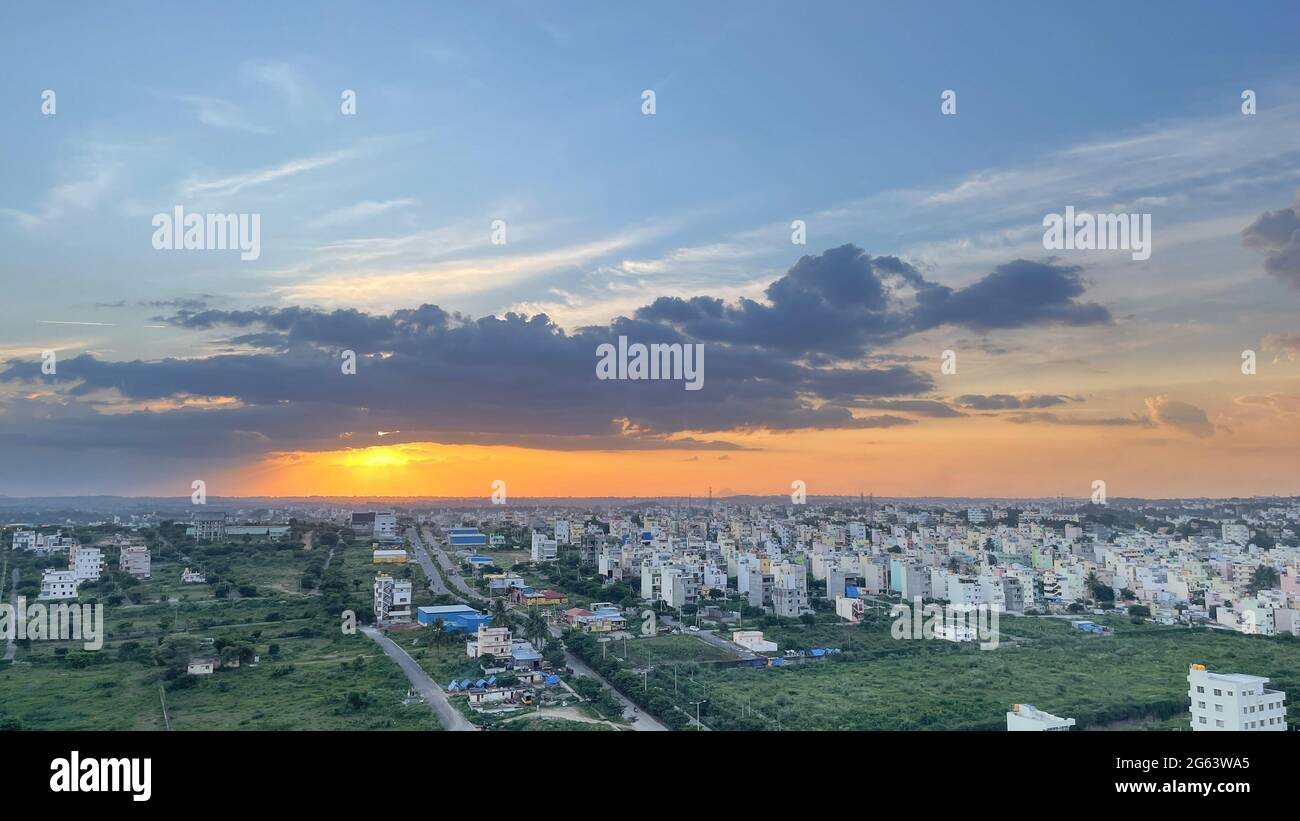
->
[1143,395,1215,437]
[308,199,417,229]
[1242,191,1300,289]
[1004,411,1149,427]
[1261,332,1300,361]
[0,244,1110,457]
[954,394,1075,410]
[635,245,1109,357]
[1234,393,1300,414]
[179,149,354,199]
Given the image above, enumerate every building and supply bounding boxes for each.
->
[70,546,104,582]
[771,585,810,618]
[1007,703,1076,731]
[417,605,492,633]
[373,573,413,625]
[466,625,513,659]
[531,531,558,562]
[372,548,409,564]
[180,567,206,583]
[373,511,400,543]
[835,595,864,623]
[1187,664,1288,731]
[447,527,487,548]
[187,656,217,675]
[732,630,778,653]
[350,511,375,536]
[191,511,227,540]
[118,545,151,579]
[38,569,79,600]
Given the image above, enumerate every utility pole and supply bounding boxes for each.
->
[691,699,707,730]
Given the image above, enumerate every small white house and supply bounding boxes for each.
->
[187,657,217,675]
[732,630,778,653]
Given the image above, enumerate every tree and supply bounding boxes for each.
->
[525,608,548,648]
[491,598,510,628]
[1249,566,1281,594]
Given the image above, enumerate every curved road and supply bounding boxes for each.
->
[360,625,477,731]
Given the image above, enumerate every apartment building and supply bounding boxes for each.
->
[373,573,413,625]
[118,545,152,579]
[1188,664,1287,731]
[39,569,79,600]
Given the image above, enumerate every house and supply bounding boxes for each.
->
[187,656,218,675]
[466,625,512,659]
[510,587,568,606]
[38,569,79,600]
[732,630,778,653]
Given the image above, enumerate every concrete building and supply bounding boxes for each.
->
[373,573,413,625]
[38,569,79,600]
[771,585,810,618]
[531,531,558,562]
[118,545,151,579]
[1188,664,1287,731]
[732,630,778,653]
[1007,703,1076,731]
[70,546,104,582]
[191,511,227,540]
[466,625,512,659]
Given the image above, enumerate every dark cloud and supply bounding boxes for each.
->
[1143,396,1215,437]
[2,244,1110,456]
[1004,412,1150,427]
[1242,192,1300,288]
[955,393,1075,410]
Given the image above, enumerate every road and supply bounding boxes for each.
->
[406,527,452,597]
[360,625,477,731]
[548,623,668,731]
[3,568,17,662]
[418,527,487,602]
[660,615,756,660]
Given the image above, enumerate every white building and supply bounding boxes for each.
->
[1007,703,1076,731]
[531,531,558,562]
[118,545,151,579]
[70,546,104,582]
[373,511,400,543]
[554,518,571,545]
[466,625,512,659]
[732,630,778,653]
[39,569,79,600]
[373,573,413,624]
[1188,664,1287,731]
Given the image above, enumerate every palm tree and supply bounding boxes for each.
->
[1085,571,1100,607]
[526,608,548,647]
[491,598,510,628]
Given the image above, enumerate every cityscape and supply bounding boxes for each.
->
[0,0,1298,803]
[1,494,1296,732]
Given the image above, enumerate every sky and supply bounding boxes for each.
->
[2,0,1300,499]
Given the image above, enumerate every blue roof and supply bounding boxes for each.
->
[512,649,543,661]
[543,674,560,686]
[845,585,860,598]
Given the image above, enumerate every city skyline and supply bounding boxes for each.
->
[3,2,1300,498]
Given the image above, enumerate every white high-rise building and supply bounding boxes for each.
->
[373,573,413,624]
[1188,664,1287,731]
[531,531,558,562]
[70,546,104,582]
[373,511,400,543]
[554,518,571,545]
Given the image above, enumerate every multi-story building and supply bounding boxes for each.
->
[373,573,413,624]
[1188,664,1287,731]
[118,545,151,579]
[466,625,512,659]
[771,585,810,617]
[70,546,104,582]
[39,569,79,600]
[191,511,227,541]
[531,531,558,562]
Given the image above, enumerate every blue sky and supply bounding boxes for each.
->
[3,1,1300,496]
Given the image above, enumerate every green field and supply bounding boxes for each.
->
[569,610,1300,731]
[0,524,442,730]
